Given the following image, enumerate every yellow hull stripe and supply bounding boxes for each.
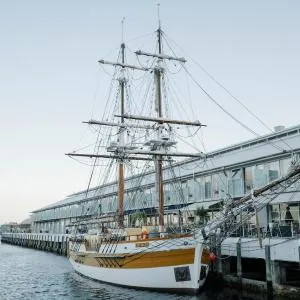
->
[71,248,194,269]
[71,247,210,269]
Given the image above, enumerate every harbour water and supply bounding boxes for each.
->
[0,244,249,300]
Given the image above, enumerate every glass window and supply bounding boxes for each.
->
[280,157,292,176]
[102,198,108,213]
[204,176,212,199]
[180,180,188,202]
[98,202,102,215]
[270,204,280,222]
[113,196,117,211]
[277,203,299,224]
[168,181,184,205]
[123,194,129,210]
[142,188,152,207]
[164,184,171,205]
[245,166,253,193]
[253,164,268,188]
[268,161,280,182]
[187,179,196,202]
[228,168,243,197]
[108,200,113,212]
[132,189,145,208]
[212,173,227,199]
[150,187,156,206]
[194,177,204,200]
[212,173,220,199]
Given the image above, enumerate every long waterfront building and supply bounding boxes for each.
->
[31,125,300,234]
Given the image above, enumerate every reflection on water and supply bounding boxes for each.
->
[0,244,250,300]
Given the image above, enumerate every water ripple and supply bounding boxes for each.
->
[0,244,246,300]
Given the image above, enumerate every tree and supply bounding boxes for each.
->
[195,206,208,225]
[130,211,147,227]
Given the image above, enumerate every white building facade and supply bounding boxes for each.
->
[31,125,300,235]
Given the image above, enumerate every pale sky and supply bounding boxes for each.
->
[1,1,299,224]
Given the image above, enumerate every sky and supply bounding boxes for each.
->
[0,0,299,224]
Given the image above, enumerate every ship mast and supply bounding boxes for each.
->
[67,16,206,232]
[117,42,125,227]
[131,19,203,231]
[155,24,164,231]
[67,23,149,228]
[92,31,148,227]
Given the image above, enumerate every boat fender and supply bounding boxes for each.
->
[209,252,216,262]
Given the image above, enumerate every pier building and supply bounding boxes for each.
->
[31,124,300,236]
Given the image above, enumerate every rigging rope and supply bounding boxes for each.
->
[162,32,294,152]
[183,66,287,153]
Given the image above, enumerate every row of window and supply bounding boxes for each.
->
[33,157,294,221]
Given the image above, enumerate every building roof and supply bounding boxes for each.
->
[31,124,300,213]
[20,218,32,225]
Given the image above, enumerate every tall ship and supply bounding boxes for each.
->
[67,15,300,294]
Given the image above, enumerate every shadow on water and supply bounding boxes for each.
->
[67,271,248,300]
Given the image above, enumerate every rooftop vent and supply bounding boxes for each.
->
[274,125,285,132]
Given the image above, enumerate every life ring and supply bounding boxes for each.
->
[141,228,149,239]
[141,233,148,240]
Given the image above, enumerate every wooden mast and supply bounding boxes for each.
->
[134,19,193,232]
[68,16,198,232]
[155,24,164,232]
[118,42,125,227]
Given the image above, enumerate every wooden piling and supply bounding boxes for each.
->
[236,238,242,288]
[216,230,222,276]
[265,244,273,300]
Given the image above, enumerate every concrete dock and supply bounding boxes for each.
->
[1,233,70,256]
[210,236,300,299]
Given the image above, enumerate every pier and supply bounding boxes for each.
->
[210,236,300,299]
[1,233,70,256]
[1,125,300,298]
[1,232,299,298]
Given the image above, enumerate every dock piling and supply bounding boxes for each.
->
[236,238,242,288]
[1,233,70,257]
[265,244,273,300]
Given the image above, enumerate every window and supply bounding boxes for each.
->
[245,166,253,193]
[268,161,280,182]
[212,173,227,199]
[228,168,243,196]
[254,164,268,188]
[280,157,291,176]
[187,179,196,201]
[204,176,212,199]
[144,188,153,207]
[193,177,203,200]
[164,185,171,205]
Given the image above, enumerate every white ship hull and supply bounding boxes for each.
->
[69,236,209,294]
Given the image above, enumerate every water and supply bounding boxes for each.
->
[0,244,247,300]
